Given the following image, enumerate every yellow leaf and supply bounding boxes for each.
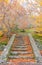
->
[4,0,9,3]
[0,0,3,2]
[0,31,3,36]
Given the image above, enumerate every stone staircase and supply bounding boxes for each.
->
[8,35,35,62]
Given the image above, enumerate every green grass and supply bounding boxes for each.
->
[12,29,33,33]
[0,39,8,46]
[25,29,33,33]
[0,42,7,46]
[32,33,42,45]
[0,35,3,38]
[0,34,4,37]
[0,41,7,51]
[33,34,42,40]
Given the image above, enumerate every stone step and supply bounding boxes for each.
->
[14,44,30,46]
[12,48,27,50]
[13,46,28,48]
[11,47,27,50]
[11,49,27,51]
[10,51,33,55]
[8,55,34,59]
[16,36,22,38]
[13,45,29,47]
[13,45,26,47]
[13,46,27,48]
